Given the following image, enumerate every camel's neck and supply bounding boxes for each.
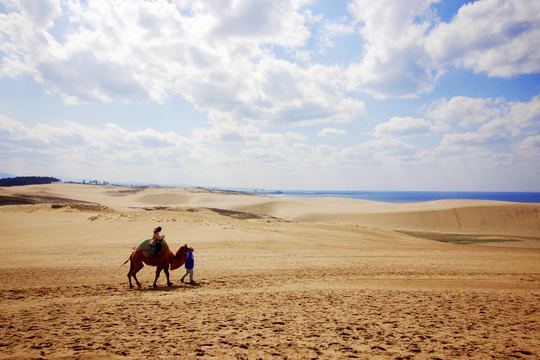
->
[169,250,188,271]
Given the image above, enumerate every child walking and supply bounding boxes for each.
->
[181,247,195,284]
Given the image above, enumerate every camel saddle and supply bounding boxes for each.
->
[135,239,169,257]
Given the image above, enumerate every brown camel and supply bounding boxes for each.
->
[122,243,189,288]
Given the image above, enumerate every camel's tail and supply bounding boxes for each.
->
[120,258,129,267]
[120,247,140,267]
[120,254,132,267]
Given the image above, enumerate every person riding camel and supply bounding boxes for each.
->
[149,226,165,255]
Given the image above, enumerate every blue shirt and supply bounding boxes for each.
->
[185,253,194,269]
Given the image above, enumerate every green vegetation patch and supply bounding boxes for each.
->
[0,176,61,187]
[397,231,521,245]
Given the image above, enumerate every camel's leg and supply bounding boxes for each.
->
[132,269,142,288]
[128,259,143,288]
[164,265,173,286]
[127,257,135,288]
[153,267,162,288]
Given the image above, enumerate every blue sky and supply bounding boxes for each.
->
[1,0,539,191]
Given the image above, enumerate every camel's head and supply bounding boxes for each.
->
[176,244,189,264]
[176,244,189,255]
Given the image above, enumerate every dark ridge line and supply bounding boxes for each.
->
[205,207,288,222]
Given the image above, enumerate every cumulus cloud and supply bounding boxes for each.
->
[226,59,365,126]
[317,128,346,137]
[344,0,540,99]
[316,144,335,156]
[440,131,507,147]
[344,0,440,99]
[342,138,417,159]
[374,116,448,137]
[424,95,540,163]
[513,135,540,154]
[318,18,355,50]
[505,95,540,129]
[426,95,540,135]
[241,147,288,162]
[192,121,287,145]
[37,51,150,104]
[286,131,307,140]
[1,0,538,112]
[1,1,539,190]
[0,0,366,126]
[357,94,540,173]
[0,115,191,166]
[425,0,540,77]
[426,96,503,126]
[17,0,62,29]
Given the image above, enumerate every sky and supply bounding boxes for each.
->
[1,0,539,191]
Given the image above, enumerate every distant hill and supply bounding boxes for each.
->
[0,172,15,179]
[0,176,61,187]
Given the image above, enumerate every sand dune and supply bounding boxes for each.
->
[1,183,539,359]
[3,183,539,236]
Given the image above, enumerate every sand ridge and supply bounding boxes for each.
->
[2,183,540,236]
[1,183,539,359]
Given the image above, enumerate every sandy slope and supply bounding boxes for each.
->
[1,183,539,360]
[2,183,540,236]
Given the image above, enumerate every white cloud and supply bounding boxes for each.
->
[505,95,540,129]
[317,127,346,137]
[0,115,191,166]
[344,0,540,99]
[0,0,365,126]
[38,51,150,103]
[345,0,440,99]
[426,95,540,136]
[1,2,539,191]
[426,96,503,126]
[286,131,307,140]
[241,147,288,162]
[292,143,313,153]
[373,116,448,137]
[513,135,540,154]
[342,138,417,160]
[1,0,537,116]
[425,0,540,77]
[316,144,336,157]
[362,94,540,172]
[192,121,288,145]
[421,145,516,173]
[228,59,365,126]
[17,0,62,29]
[423,95,540,159]
[202,0,313,48]
[0,114,51,143]
[293,49,311,62]
[440,131,507,147]
[318,18,355,50]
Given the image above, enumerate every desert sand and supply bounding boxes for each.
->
[1,183,539,360]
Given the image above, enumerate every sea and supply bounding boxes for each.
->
[252,190,540,204]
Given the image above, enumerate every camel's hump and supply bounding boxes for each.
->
[136,239,169,256]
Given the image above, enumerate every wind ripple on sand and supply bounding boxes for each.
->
[1,183,540,359]
[1,283,539,360]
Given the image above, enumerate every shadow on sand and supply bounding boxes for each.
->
[131,282,201,292]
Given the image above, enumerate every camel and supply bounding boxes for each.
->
[122,242,189,288]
